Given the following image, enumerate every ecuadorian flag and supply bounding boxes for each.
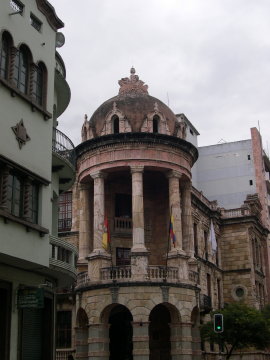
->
[102,216,110,250]
[169,215,176,247]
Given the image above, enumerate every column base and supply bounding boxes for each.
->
[87,250,112,282]
[131,249,149,281]
[167,250,189,281]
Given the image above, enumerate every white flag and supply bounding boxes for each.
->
[209,219,217,252]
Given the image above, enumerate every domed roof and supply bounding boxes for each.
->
[87,68,181,138]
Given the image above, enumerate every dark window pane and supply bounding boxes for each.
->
[56,311,72,348]
[58,192,72,231]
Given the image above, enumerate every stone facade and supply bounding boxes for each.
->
[57,70,269,360]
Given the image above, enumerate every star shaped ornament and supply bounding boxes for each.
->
[12,119,31,149]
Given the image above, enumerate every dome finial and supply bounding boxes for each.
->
[118,68,148,96]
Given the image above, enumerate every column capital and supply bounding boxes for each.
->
[90,171,107,180]
[166,170,183,179]
[130,165,144,174]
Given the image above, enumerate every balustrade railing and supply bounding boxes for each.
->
[114,217,132,233]
[52,128,75,168]
[76,271,90,287]
[221,207,250,218]
[147,266,179,281]
[56,349,75,360]
[188,270,199,284]
[101,266,132,280]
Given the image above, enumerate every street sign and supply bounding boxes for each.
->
[17,288,44,309]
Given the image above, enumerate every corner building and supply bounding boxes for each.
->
[0,1,76,359]
[60,68,266,360]
[74,68,200,360]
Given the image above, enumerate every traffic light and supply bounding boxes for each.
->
[214,313,223,333]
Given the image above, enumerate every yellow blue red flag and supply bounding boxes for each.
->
[102,216,110,250]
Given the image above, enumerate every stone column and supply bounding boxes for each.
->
[167,171,183,252]
[75,325,88,360]
[178,322,193,360]
[132,321,150,360]
[88,323,110,360]
[87,171,111,281]
[91,171,106,252]
[181,181,194,256]
[78,183,91,263]
[131,166,146,251]
[170,323,183,360]
[130,166,149,280]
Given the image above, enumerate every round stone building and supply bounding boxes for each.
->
[73,68,212,360]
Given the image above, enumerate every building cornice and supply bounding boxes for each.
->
[76,132,198,165]
[36,0,64,31]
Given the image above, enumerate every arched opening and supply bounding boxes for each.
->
[0,31,13,79]
[109,304,133,360]
[75,308,88,360]
[153,115,159,133]
[149,304,171,360]
[32,61,47,106]
[112,115,120,134]
[13,45,32,94]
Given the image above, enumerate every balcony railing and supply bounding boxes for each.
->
[76,265,183,288]
[189,270,199,284]
[101,266,132,280]
[147,266,179,281]
[49,235,78,279]
[114,217,132,233]
[200,294,212,313]
[220,207,251,218]
[56,349,75,360]
[52,128,75,168]
[76,271,90,287]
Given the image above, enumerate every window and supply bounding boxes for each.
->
[207,273,211,297]
[0,160,45,229]
[247,154,251,160]
[29,183,39,224]
[153,115,159,133]
[249,179,253,186]
[10,0,24,14]
[116,248,131,266]
[6,173,23,217]
[57,247,71,263]
[204,230,208,260]
[193,223,198,255]
[58,192,72,232]
[0,33,10,79]
[32,63,46,106]
[115,193,132,218]
[30,13,42,32]
[112,115,119,134]
[56,311,72,348]
[13,47,29,94]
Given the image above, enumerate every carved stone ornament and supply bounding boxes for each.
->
[11,119,31,149]
[118,67,149,96]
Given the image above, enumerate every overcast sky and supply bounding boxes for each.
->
[50,0,270,152]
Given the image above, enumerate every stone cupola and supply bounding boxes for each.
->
[81,68,187,141]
